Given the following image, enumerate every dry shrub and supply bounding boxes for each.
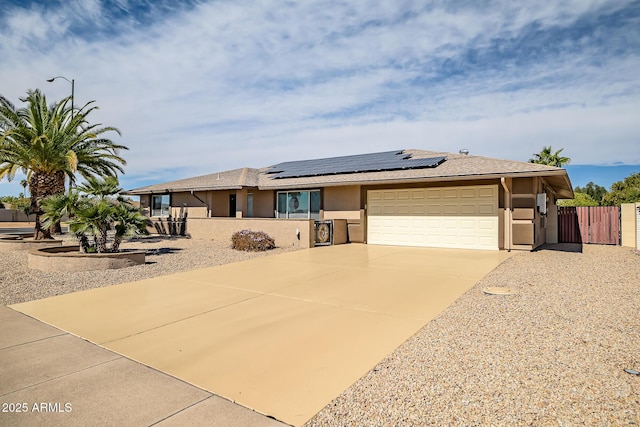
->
[231,230,275,251]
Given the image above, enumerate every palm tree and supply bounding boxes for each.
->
[76,175,123,199]
[42,177,149,253]
[0,89,127,239]
[111,201,150,252]
[20,178,28,196]
[529,146,571,167]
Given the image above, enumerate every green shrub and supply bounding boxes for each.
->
[231,230,275,252]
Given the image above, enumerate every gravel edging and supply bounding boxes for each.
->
[305,244,640,426]
[0,235,298,305]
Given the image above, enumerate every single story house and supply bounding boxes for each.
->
[123,149,573,251]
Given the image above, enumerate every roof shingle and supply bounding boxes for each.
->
[124,149,572,198]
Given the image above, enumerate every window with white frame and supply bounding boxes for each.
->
[276,190,320,219]
[151,194,170,217]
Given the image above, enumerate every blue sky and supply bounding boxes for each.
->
[1,0,639,197]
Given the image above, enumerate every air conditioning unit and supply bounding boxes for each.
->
[314,220,334,246]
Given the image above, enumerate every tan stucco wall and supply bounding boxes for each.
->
[322,186,361,219]
[512,177,534,194]
[186,218,315,248]
[210,191,233,217]
[171,192,206,208]
[509,177,538,248]
[621,203,638,248]
[249,190,275,218]
[170,192,207,217]
[321,186,362,243]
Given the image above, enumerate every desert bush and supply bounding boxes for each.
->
[231,230,275,252]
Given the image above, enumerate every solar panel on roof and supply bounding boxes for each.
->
[266,150,446,179]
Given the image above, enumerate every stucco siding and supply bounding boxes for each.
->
[250,190,275,218]
[187,218,315,248]
[210,191,233,217]
[321,186,362,242]
[621,203,638,248]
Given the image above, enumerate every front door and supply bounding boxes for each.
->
[229,194,236,217]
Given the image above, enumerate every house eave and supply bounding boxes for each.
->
[123,185,245,196]
[257,170,573,195]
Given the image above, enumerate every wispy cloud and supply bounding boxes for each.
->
[0,0,639,194]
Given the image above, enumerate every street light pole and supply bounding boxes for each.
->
[46,76,74,118]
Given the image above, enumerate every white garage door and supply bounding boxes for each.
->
[367,185,499,250]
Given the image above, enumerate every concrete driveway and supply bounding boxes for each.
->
[11,244,512,426]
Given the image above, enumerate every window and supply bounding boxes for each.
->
[276,190,320,219]
[151,194,170,217]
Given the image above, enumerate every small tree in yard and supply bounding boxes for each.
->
[557,192,600,207]
[601,172,640,206]
[41,177,150,253]
[574,182,607,205]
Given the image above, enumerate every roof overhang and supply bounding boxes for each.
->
[258,170,574,198]
[122,185,244,196]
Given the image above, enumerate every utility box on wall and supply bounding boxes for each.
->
[313,219,348,246]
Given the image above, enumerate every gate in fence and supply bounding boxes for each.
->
[558,206,620,245]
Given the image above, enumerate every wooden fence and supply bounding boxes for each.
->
[558,206,620,245]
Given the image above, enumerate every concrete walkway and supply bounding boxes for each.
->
[7,244,511,426]
[0,305,286,427]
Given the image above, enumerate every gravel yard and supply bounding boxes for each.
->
[0,235,297,305]
[306,244,640,426]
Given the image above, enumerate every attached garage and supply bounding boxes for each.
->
[367,185,499,250]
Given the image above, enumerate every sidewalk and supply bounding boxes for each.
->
[0,305,288,426]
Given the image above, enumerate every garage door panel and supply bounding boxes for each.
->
[460,188,476,198]
[427,204,442,214]
[478,203,496,214]
[411,205,425,214]
[367,185,498,250]
[426,189,441,199]
[478,187,495,198]
[369,205,383,215]
[459,219,476,229]
[460,204,476,214]
[443,204,458,214]
[412,190,425,200]
[478,219,496,229]
[397,190,410,200]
